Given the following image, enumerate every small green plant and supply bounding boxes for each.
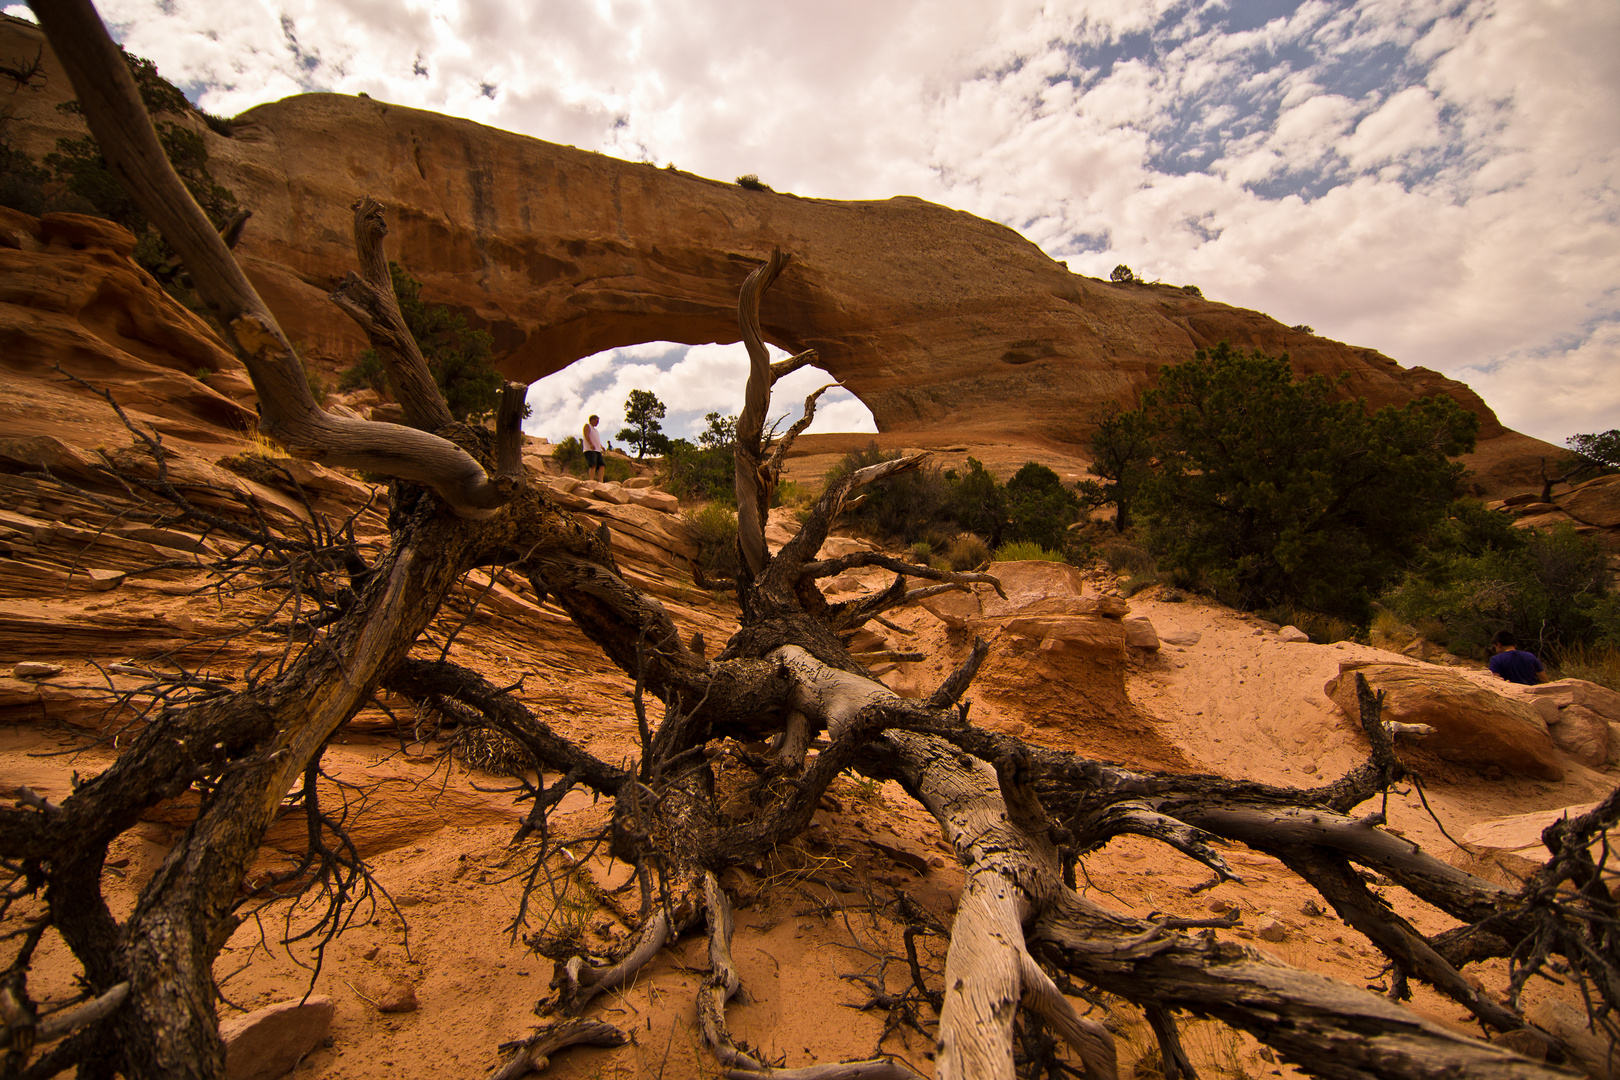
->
[553,435,584,473]
[1182,284,1202,296]
[847,772,884,804]
[338,351,390,396]
[1110,264,1136,283]
[994,540,1063,562]
[683,501,740,584]
[300,355,329,406]
[736,174,772,192]
[194,366,212,379]
[1291,324,1315,334]
[946,534,990,571]
[907,540,934,564]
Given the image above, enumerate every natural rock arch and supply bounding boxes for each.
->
[0,12,1557,486]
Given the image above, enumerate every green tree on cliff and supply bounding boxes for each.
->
[620,389,671,459]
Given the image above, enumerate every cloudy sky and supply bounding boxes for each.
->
[20,0,1617,446]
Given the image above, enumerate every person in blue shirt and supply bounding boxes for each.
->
[1488,631,1546,685]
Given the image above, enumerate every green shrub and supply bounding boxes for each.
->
[907,540,934,564]
[338,262,503,421]
[944,457,1009,548]
[736,174,773,192]
[684,502,740,583]
[553,435,585,472]
[1552,643,1620,693]
[946,535,990,571]
[44,49,238,286]
[1380,522,1612,658]
[1136,342,1477,621]
[1110,264,1136,283]
[338,352,389,396]
[664,437,734,504]
[773,479,813,510]
[826,443,954,544]
[994,540,1063,562]
[1004,462,1081,551]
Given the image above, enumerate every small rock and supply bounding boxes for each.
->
[374,977,417,1014]
[1277,625,1311,643]
[1256,916,1288,942]
[87,568,125,591]
[219,996,335,1080]
[11,662,62,679]
[1159,628,1201,647]
[1488,1029,1548,1062]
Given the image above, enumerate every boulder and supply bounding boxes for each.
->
[626,489,679,513]
[11,662,61,678]
[577,481,633,505]
[1561,473,1620,529]
[1277,625,1310,643]
[1549,704,1611,769]
[1158,627,1202,647]
[1507,679,1620,767]
[1123,616,1160,649]
[220,996,334,1080]
[1323,662,1563,780]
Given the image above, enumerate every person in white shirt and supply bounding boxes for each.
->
[582,414,606,481]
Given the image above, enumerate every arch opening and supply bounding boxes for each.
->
[522,340,877,446]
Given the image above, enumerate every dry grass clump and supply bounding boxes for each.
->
[1554,643,1620,692]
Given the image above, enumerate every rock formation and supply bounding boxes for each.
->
[0,15,1557,494]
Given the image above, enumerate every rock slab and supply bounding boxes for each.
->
[220,996,334,1080]
[1324,662,1563,780]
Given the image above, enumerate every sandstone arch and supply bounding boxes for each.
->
[0,13,1556,487]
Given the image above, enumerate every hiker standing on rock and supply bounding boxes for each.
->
[582,414,606,482]
[1488,630,1547,685]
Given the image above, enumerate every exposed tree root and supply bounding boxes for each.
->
[484,1018,628,1080]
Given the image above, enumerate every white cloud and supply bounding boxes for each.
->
[523,342,875,446]
[96,0,1620,444]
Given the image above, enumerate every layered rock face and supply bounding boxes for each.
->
[0,16,1556,487]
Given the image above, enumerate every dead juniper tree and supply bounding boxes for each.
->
[5,3,1620,1078]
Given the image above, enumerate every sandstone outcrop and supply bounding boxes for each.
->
[220,997,335,1080]
[1447,801,1620,891]
[1324,661,1563,780]
[1503,679,1620,768]
[0,16,1554,494]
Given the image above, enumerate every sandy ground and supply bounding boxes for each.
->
[5,567,1616,1079]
